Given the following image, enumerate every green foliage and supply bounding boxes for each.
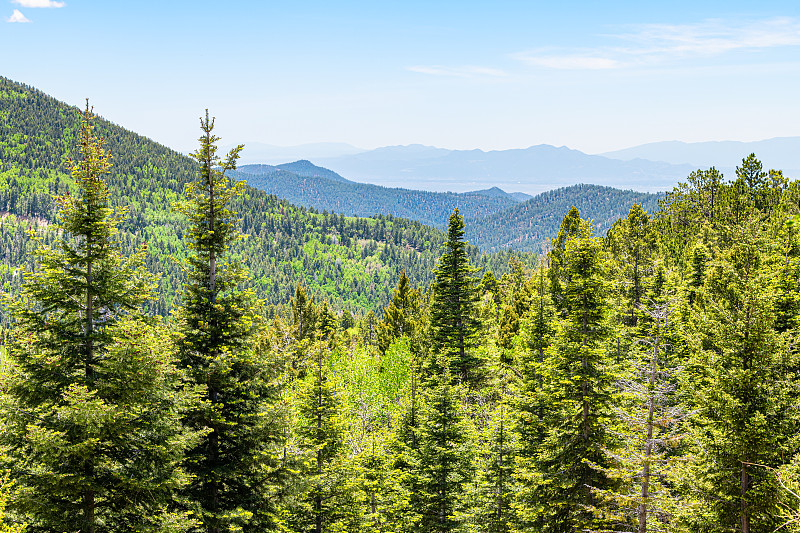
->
[233,165,517,229]
[411,361,472,533]
[2,104,198,533]
[376,270,421,354]
[0,76,534,319]
[175,112,285,532]
[467,184,663,253]
[430,209,482,385]
[530,218,619,533]
[292,344,352,532]
[682,218,797,532]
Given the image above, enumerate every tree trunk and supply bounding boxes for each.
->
[638,318,660,533]
[741,462,750,533]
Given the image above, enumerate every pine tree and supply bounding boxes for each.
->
[294,344,349,533]
[430,209,481,384]
[291,282,318,342]
[377,270,420,354]
[412,358,472,533]
[684,217,796,533]
[2,103,198,533]
[532,219,618,532]
[175,111,283,532]
[513,261,554,530]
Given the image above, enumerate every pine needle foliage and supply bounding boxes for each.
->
[175,111,283,532]
[2,102,198,533]
[430,209,482,384]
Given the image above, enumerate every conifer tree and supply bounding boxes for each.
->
[411,357,472,533]
[467,364,516,533]
[430,209,481,384]
[377,270,420,354]
[294,344,350,533]
[548,205,582,315]
[531,219,618,532]
[684,218,797,532]
[2,103,198,533]
[175,111,283,532]
[291,282,318,342]
[513,261,554,530]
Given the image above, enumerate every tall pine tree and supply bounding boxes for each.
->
[430,209,481,385]
[2,103,199,533]
[175,111,284,532]
[531,218,619,532]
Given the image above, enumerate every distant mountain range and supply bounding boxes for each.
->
[307,144,691,194]
[601,137,800,175]
[228,142,365,165]
[230,136,800,197]
[232,162,521,228]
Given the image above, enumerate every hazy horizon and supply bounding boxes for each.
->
[4,1,800,156]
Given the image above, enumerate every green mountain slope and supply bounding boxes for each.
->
[272,160,352,182]
[232,164,517,227]
[0,76,531,319]
[466,184,664,252]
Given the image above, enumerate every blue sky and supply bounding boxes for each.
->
[3,1,800,154]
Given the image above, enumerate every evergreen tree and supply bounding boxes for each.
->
[512,261,554,530]
[430,209,481,384]
[548,206,582,315]
[531,219,618,532]
[412,358,472,533]
[684,218,797,533]
[377,270,421,354]
[291,282,318,342]
[2,103,198,533]
[294,344,350,533]
[175,111,283,532]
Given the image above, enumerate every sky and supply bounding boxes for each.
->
[3,0,800,155]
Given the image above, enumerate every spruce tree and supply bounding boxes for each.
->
[430,209,481,384]
[175,111,283,532]
[2,103,198,533]
[294,344,349,533]
[532,219,618,532]
[412,358,472,533]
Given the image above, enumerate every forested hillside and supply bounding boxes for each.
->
[231,163,518,227]
[466,183,664,251]
[0,76,531,319]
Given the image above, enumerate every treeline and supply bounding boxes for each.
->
[0,76,532,320]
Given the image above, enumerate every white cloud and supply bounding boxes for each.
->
[516,17,800,70]
[6,9,30,22]
[11,0,65,7]
[514,53,620,70]
[406,65,507,78]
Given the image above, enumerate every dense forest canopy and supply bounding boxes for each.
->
[1,77,800,533]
